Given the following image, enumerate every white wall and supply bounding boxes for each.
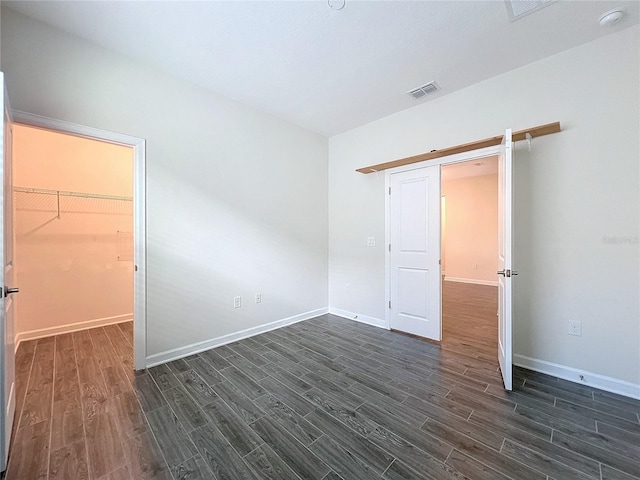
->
[329,26,640,389]
[442,173,498,284]
[1,9,328,360]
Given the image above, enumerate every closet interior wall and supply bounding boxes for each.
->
[13,124,134,341]
[441,159,499,286]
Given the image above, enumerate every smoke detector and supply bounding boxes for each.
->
[407,81,439,100]
[505,0,556,22]
[599,8,626,27]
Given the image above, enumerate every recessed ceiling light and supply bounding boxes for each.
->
[599,8,626,27]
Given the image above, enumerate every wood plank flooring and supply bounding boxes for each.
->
[6,284,640,479]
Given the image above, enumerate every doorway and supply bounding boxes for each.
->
[11,112,146,370]
[440,157,499,361]
[386,131,514,389]
[13,124,134,345]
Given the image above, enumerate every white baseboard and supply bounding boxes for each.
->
[15,313,133,350]
[5,382,14,444]
[328,307,388,330]
[145,307,328,368]
[444,277,498,287]
[514,354,640,400]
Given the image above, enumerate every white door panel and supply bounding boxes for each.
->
[497,129,514,391]
[389,166,441,340]
[0,71,16,472]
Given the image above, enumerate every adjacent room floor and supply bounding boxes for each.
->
[6,286,640,479]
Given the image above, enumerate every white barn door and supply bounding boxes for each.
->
[497,129,514,390]
[389,166,441,340]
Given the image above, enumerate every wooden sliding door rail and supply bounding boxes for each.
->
[356,121,561,174]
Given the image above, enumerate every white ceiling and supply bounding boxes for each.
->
[441,156,498,182]
[4,1,638,137]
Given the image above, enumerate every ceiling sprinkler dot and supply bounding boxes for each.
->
[328,0,346,11]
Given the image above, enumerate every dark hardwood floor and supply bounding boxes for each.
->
[6,284,640,479]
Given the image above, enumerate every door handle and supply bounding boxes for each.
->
[4,286,19,297]
[497,269,506,276]
[497,270,518,278]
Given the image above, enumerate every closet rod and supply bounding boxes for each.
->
[14,186,133,202]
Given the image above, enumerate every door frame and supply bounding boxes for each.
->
[385,144,502,331]
[12,111,147,370]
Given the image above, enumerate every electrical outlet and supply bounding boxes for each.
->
[255,293,261,304]
[568,320,582,336]
[367,237,376,247]
[234,296,242,309]
[345,283,351,293]
[473,263,478,270]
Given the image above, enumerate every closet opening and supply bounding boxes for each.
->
[12,120,144,372]
[440,157,499,360]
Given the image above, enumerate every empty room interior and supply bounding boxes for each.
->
[0,1,638,480]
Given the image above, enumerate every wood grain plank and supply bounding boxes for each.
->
[261,376,317,416]
[50,407,84,452]
[445,448,512,480]
[199,348,232,370]
[357,402,451,462]
[162,386,208,432]
[121,431,173,480]
[190,423,260,480]
[211,380,266,424]
[176,369,219,407]
[132,372,167,412]
[255,394,322,446]
[383,459,439,480]
[201,398,263,456]
[145,405,199,469]
[309,434,381,480]
[171,454,214,480]
[49,440,89,480]
[500,439,596,480]
[97,465,131,480]
[185,355,225,386]
[85,412,126,478]
[5,419,50,480]
[552,430,640,478]
[52,366,81,417]
[250,415,330,480]
[221,365,266,399]
[149,363,182,391]
[244,444,303,480]
[468,411,601,478]
[305,408,393,473]
[109,390,148,438]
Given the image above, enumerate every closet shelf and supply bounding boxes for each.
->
[14,186,132,202]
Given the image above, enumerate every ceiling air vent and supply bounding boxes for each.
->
[505,0,556,21]
[407,81,439,100]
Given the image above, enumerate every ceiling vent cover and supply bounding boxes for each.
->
[407,81,439,99]
[505,0,556,21]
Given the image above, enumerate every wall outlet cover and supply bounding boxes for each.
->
[568,320,582,336]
